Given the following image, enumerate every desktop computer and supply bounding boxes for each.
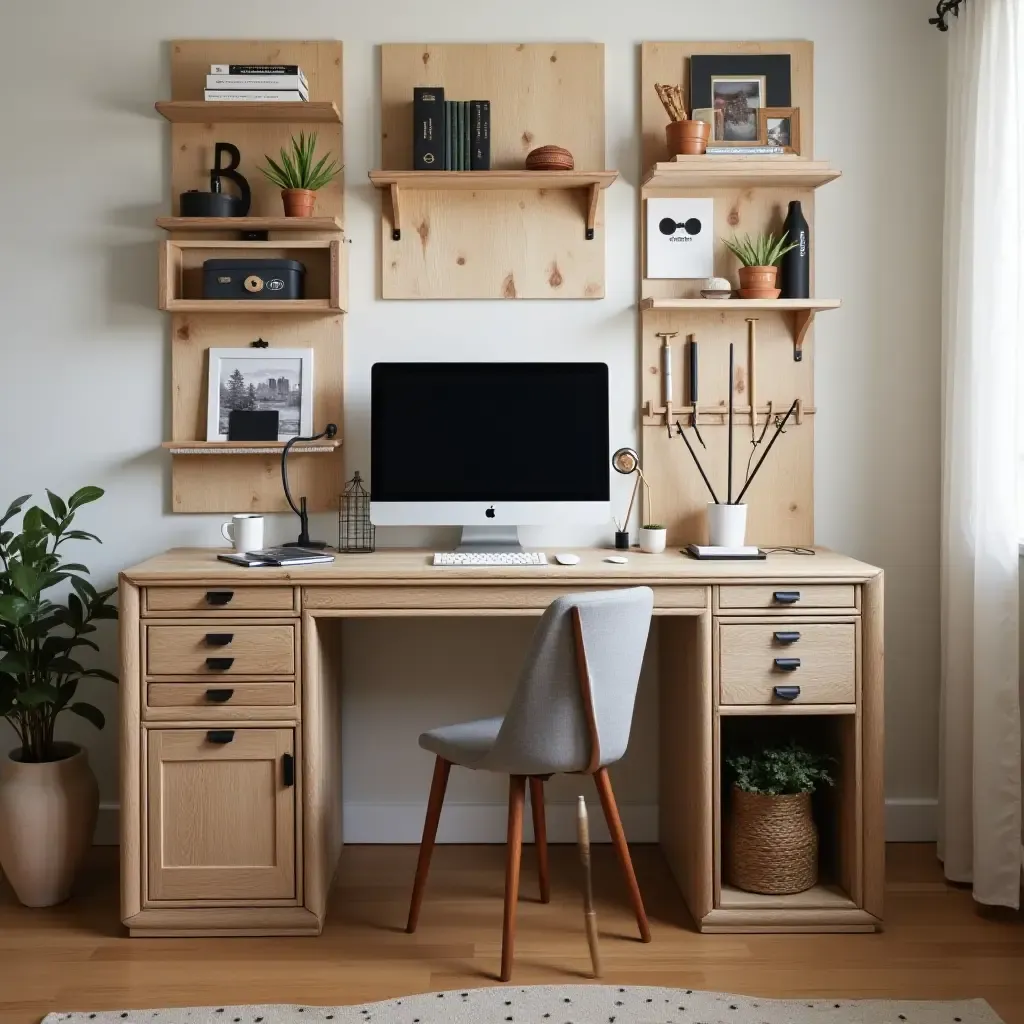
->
[370,362,610,555]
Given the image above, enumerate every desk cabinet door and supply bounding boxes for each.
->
[147,728,296,903]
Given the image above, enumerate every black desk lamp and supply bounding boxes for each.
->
[281,423,338,549]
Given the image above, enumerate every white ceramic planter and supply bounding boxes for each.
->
[707,503,748,547]
[0,743,99,907]
[639,526,668,554]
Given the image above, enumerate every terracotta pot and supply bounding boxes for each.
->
[0,743,99,907]
[666,119,710,156]
[281,188,317,217]
[738,265,781,300]
[727,786,818,895]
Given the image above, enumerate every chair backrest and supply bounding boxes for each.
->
[481,587,654,776]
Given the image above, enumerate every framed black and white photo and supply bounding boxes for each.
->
[206,347,314,442]
[645,197,715,279]
[690,54,792,144]
[759,106,801,154]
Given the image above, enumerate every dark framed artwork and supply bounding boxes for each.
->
[688,54,790,117]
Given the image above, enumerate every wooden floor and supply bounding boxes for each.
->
[1,844,1022,1024]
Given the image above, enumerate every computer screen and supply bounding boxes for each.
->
[370,362,609,504]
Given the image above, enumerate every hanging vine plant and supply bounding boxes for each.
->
[930,0,968,30]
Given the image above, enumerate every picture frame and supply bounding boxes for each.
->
[759,107,801,154]
[646,197,715,279]
[692,106,725,144]
[689,54,792,145]
[206,347,314,442]
[709,75,768,146]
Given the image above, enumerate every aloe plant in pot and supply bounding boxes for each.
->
[722,231,799,299]
[259,131,343,218]
[0,487,118,907]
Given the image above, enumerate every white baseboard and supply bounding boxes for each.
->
[92,797,939,846]
[884,797,938,841]
[342,801,659,844]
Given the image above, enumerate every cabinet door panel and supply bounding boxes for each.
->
[147,728,296,902]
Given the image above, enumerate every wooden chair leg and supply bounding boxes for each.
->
[593,766,651,942]
[406,756,451,934]
[529,777,551,904]
[501,775,527,982]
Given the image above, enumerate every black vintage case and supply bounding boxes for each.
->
[202,259,305,299]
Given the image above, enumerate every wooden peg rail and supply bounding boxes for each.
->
[643,400,814,428]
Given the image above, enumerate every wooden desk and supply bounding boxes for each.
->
[118,547,883,937]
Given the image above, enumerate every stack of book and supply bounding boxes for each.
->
[413,87,490,170]
[204,64,309,103]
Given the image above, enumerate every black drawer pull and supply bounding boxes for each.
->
[205,657,235,671]
[773,685,802,701]
[206,730,235,744]
[282,753,295,787]
[774,657,802,671]
[774,631,801,644]
[205,688,235,703]
[205,590,234,606]
[773,591,801,605]
[205,633,234,647]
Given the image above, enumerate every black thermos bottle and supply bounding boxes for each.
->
[781,200,810,299]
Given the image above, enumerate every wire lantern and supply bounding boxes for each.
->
[338,470,375,553]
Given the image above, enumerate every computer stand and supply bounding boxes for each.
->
[456,525,524,553]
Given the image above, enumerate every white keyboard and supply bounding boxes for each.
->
[433,552,549,567]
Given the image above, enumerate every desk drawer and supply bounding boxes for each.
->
[719,622,856,705]
[145,586,297,616]
[148,682,295,708]
[303,585,705,612]
[717,584,856,613]
[146,624,296,677]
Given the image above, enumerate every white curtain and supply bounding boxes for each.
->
[939,0,1024,907]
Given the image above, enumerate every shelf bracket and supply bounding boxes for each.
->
[793,310,815,362]
[585,183,600,240]
[389,183,402,241]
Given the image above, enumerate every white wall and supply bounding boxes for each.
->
[0,0,947,843]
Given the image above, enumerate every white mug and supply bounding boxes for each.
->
[221,514,264,553]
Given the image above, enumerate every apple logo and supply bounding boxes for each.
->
[485,506,496,519]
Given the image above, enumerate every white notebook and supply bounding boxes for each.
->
[686,544,766,560]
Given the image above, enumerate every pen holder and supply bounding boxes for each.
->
[614,531,630,550]
[707,503,748,547]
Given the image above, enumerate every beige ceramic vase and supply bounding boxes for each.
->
[0,743,99,907]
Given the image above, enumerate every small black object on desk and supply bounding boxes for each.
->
[282,424,338,549]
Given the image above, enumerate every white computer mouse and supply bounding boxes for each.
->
[604,555,628,564]
[554,553,581,566]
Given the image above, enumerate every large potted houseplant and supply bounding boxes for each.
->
[725,743,834,895]
[259,131,342,217]
[0,487,117,907]
[722,232,799,299]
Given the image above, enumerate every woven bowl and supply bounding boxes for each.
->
[525,145,575,171]
[726,786,818,895]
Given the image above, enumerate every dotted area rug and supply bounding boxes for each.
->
[43,986,1004,1024]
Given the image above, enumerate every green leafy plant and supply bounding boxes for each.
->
[642,523,666,530]
[722,231,799,268]
[259,131,343,191]
[727,742,835,796]
[0,488,118,763]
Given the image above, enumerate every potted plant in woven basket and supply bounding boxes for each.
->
[722,232,800,299]
[259,131,342,218]
[725,742,834,895]
[0,487,118,907]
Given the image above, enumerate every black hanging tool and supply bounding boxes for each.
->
[688,335,705,448]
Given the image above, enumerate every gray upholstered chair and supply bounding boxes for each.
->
[406,587,654,981]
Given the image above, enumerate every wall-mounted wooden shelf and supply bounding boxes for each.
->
[162,440,343,455]
[643,160,840,190]
[157,216,344,234]
[640,298,841,312]
[158,39,346,515]
[155,101,341,124]
[159,239,346,313]
[369,170,617,242]
[377,43,608,299]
